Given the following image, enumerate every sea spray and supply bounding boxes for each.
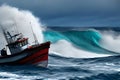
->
[100,30,120,53]
[0,5,43,49]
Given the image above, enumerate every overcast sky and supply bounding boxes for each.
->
[0,0,120,27]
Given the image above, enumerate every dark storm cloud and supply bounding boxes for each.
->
[0,0,120,26]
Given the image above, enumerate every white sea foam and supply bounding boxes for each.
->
[50,40,110,58]
[100,30,120,53]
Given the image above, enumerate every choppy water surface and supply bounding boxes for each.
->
[0,54,120,80]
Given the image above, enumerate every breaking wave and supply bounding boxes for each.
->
[43,29,120,58]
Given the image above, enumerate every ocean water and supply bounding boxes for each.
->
[1,27,120,80]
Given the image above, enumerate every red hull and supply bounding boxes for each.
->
[0,42,50,67]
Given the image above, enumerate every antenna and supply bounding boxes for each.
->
[30,22,39,45]
[0,25,9,44]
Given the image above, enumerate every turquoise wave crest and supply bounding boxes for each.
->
[43,29,118,54]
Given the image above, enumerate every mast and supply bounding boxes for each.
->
[0,25,20,44]
[13,21,23,40]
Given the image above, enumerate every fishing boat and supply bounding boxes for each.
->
[0,27,50,68]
